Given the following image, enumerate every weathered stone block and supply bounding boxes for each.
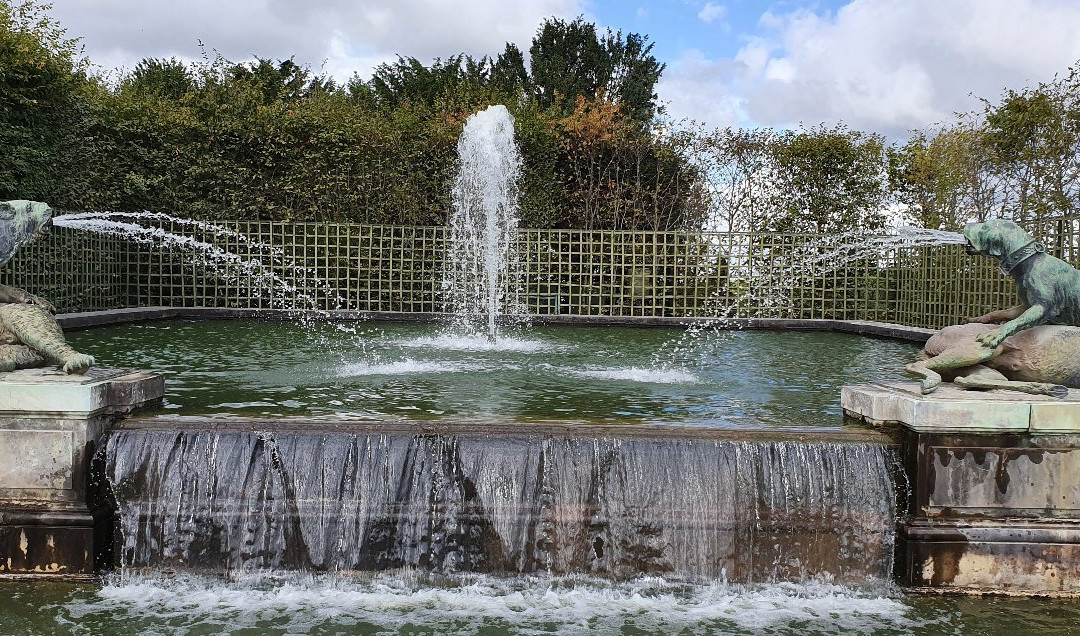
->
[843,381,1080,433]
[0,367,163,578]
[899,520,1080,594]
[0,430,71,490]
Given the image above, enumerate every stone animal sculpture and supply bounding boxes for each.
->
[0,201,94,374]
[907,219,1080,397]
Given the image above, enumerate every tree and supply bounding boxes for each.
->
[529,17,663,127]
[764,125,892,234]
[601,30,664,125]
[0,0,85,201]
[228,57,329,104]
[982,67,1080,224]
[123,57,195,100]
[891,123,1002,230]
[694,127,776,232]
[490,43,529,99]
[368,54,488,109]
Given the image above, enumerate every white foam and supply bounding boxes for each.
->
[571,366,699,384]
[336,359,485,377]
[400,334,558,353]
[68,573,913,634]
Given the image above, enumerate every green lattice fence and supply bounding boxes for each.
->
[0,226,128,311]
[6,216,1069,329]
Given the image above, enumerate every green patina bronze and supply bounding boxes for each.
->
[908,219,1080,396]
[0,201,93,374]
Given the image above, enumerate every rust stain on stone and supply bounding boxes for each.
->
[995,454,1011,495]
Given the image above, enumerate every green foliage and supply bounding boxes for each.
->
[890,123,999,230]
[0,0,85,201]
[124,57,194,99]
[12,0,1080,236]
[982,68,1080,223]
[529,16,663,127]
[765,125,891,234]
[889,61,1080,230]
[692,126,776,232]
[695,125,892,234]
[491,43,529,99]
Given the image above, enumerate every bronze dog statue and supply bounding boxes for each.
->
[906,219,1080,397]
[0,201,94,374]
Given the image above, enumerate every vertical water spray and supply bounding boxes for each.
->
[445,105,523,342]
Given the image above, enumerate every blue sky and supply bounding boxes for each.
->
[48,0,1080,138]
[589,0,842,65]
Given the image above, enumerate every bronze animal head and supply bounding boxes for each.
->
[963,219,1032,258]
[0,201,52,268]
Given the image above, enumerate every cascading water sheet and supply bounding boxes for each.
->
[105,427,900,585]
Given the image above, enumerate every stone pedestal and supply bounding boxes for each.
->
[843,381,1080,595]
[0,367,163,578]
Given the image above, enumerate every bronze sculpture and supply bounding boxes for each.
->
[907,219,1080,396]
[0,201,94,374]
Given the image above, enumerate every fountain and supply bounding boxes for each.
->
[444,104,523,342]
[4,112,1080,632]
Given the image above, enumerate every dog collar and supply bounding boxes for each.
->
[999,239,1046,275]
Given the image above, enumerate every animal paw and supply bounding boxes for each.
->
[61,353,94,374]
[27,295,56,313]
[11,289,56,313]
[1034,383,1070,399]
[975,328,1006,348]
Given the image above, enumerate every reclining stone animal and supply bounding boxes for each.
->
[0,200,93,374]
[907,219,1080,397]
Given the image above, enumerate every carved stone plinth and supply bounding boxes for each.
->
[844,381,1080,595]
[0,367,163,578]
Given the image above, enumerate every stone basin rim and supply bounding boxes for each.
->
[55,306,935,343]
[114,414,896,444]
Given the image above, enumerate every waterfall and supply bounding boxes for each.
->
[445,105,523,342]
[104,427,900,585]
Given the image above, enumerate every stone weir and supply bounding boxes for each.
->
[0,368,164,578]
[101,419,902,585]
[843,381,1080,596]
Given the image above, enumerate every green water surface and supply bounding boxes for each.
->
[67,319,917,428]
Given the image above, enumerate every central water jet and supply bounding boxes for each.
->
[445,105,523,342]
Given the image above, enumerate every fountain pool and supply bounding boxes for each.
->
[6,320,1076,634]
[66,318,917,426]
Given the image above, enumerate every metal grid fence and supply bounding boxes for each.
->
[0,217,1050,330]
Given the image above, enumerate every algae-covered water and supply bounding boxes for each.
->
[67,319,917,427]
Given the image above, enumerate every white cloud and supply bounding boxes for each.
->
[667,0,1080,138]
[48,0,585,81]
[697,2,726,24]
[656,49,746,129]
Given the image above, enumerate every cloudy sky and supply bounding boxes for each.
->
[47,0,1080,138]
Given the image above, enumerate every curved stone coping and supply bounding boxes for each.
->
[115,414,896,445]
[843,381,1080,433]
[57,306,935,342]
